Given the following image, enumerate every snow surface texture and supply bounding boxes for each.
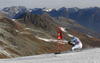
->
[0,48,100,63]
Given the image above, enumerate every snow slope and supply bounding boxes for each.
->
[0,48,100,63]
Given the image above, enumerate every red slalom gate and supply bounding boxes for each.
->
[57,26,65,53]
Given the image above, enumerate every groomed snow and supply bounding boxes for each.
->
[0,48,100,63]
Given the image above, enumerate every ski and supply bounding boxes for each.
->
[54,49,83,54]
[54,52,61,54]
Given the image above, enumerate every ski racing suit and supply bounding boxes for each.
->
[70,37,83,51]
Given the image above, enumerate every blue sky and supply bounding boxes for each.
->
[0,0,100,9]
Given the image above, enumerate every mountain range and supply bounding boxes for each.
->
[1,6,100,33]
[0,6,100,58]
[31,7,100,33]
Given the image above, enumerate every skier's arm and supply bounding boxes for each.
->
[70,39,75,42]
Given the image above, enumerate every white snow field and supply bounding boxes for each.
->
[0,48,100,63]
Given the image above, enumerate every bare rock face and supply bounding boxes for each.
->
[0,14,5,19]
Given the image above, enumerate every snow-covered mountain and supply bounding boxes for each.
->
[0,48,100,63]
[0,6,80,18]
[54,7,79,12]
[0,6,30,18]
[42,7,52,12]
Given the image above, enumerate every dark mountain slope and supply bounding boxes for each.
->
[42,13,100,39]
[69,7,100,32]
[0,14,70,58]
[16,12,58,39]
[16,13,100,48]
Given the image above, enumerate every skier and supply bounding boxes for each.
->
[68,36,83,51]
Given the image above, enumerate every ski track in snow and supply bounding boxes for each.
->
[0,48,100,63]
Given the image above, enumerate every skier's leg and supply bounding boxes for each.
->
[71,45,79,51]
[78,43,83,49]
[72,43,83,50]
